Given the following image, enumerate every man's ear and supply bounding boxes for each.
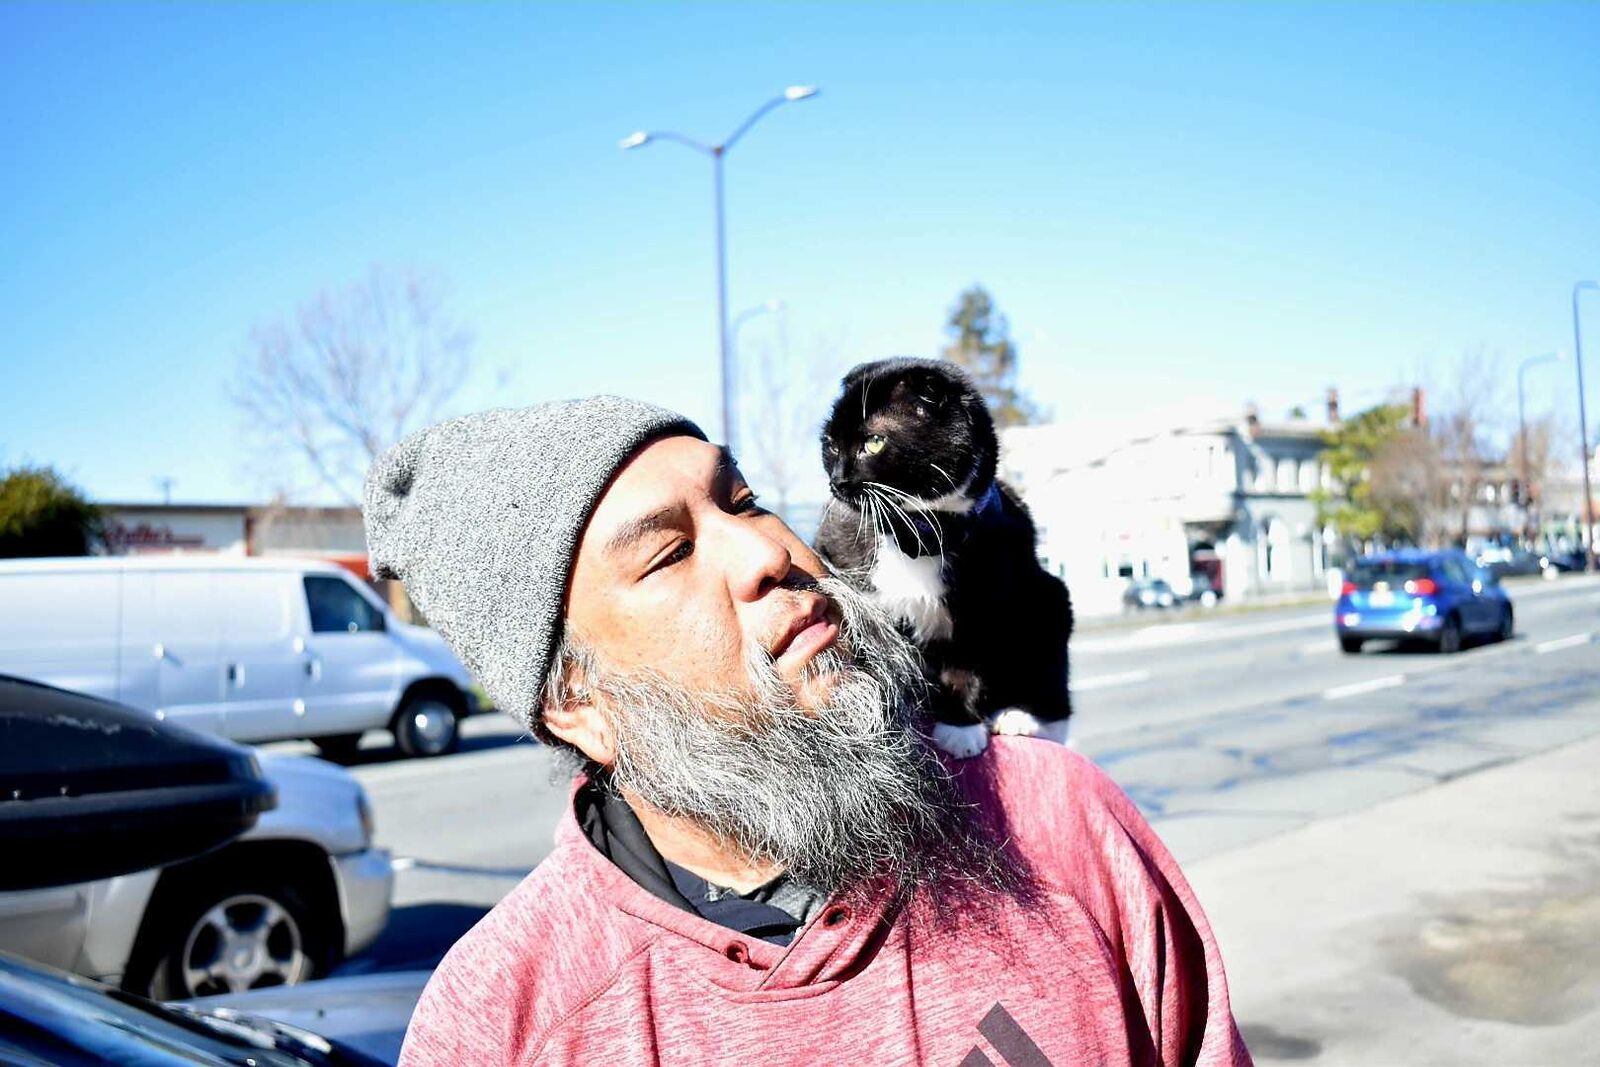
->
[543,688,617,766]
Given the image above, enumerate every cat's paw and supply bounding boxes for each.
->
[931,722,990,759]
[991,708,1042,736]
[1036,718,1073,747]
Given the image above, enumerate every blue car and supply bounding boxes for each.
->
[1336,549,1513,654]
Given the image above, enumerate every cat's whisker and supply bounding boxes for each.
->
[927,462,961,494]
[868,482,946,555]
[869,485,940,557]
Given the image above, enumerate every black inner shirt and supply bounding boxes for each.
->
[576,778,823,946]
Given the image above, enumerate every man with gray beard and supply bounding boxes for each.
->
[365,397,1251,1067]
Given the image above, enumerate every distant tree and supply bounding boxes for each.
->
[939,286,1039,428]
[1428,349,1502,544]
[233,267,474,504]
[0,465,103,557]
[1311,403,1426,550]
[1509,410,1569,535]
[738,316,843,520]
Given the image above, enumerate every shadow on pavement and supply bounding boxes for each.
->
[322,727,535,768]
[332,902,490,977]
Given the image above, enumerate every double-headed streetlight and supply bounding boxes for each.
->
[622,86,819,456]
[1516,352,1562,543]
[1574,281,1598,572]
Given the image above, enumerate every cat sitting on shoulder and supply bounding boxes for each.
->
[813,356,1075,759]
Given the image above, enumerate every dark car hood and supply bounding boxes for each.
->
[188,971,431,1066]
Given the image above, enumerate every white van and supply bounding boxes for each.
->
[0,556,488,758]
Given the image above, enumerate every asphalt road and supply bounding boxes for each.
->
[327,572,1600,976]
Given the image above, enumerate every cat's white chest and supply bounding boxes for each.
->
[869,536,952,642]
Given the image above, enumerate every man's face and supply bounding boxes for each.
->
[567,435,841,708]
[553,434,1018,899]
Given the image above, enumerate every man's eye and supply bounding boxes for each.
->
[734,492,764,515]
[862,434,887,456]
[653,541,693,572]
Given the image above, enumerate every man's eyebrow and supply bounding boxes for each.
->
[603,447,740,560]
[603,505,683,560]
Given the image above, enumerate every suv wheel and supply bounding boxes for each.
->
[1498,606,1514,642]
[392,693,460,758]
[1339,636,1363,654]
[129,874,331,1000]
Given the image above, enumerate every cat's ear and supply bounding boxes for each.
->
[893,367,955,411]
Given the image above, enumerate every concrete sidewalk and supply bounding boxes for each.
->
[1185,724,1600,1066]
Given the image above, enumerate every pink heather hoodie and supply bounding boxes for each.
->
[400,738,1252,1066]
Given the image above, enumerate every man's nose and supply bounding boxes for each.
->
[725,516,795,602]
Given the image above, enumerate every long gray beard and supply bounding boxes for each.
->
[588,576,1016,900]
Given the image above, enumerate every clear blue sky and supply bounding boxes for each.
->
[4,1,1598,505]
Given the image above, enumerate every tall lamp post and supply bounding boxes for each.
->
[621,86,819,455]
[1574,281,1598,573]
[1516,352,1561,545]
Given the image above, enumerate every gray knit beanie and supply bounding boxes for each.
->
[362,398,704,731]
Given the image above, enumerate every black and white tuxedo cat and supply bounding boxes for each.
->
[813,357,1075,758]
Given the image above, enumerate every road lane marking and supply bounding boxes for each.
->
[1074,669,1152,691]
[1299,639,1336,655]
[1323,674,1405,701]
[1536,633,1594,655]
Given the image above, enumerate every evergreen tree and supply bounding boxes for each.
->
[939,286,1039,428]
[0,465,103,557]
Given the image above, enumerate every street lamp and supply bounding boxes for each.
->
[1574,281,1598,572]
[621,86,819,455]
[1516,352,1561,544]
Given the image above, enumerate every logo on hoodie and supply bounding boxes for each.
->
[958,1003,1053,1067]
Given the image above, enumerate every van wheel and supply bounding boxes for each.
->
[312,733,364,762]
[392,694,459,758]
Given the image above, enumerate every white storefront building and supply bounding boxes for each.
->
[1001,409,1337,617]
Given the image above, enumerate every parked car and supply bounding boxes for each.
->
[2,934,426,1066]
[1335,549,1513,654]
[1182,573,1222,607]
[1123,578,1178,610]
[0,676,393,1000]
[0,555,489,758]
[1539,549,1589,574]
[1474,545,1544,580]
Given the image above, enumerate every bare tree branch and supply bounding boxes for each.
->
[233,267,473,503]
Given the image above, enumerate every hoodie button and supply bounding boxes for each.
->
[725,941,749,963]
[823,907,851,928]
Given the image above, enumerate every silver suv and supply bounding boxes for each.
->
[0,749,393,999]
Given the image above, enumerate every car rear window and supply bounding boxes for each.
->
[1348,560,1431,586]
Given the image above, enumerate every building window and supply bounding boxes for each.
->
[1299,461,1318,493]
[1276,459,1296,492]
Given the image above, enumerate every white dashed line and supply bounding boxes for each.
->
[1535,633,1594,655]
[1323,675,1405,701]
[1074,669,1152,692]
[1299,639,1337,655]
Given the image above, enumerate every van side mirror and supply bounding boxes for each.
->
[0,677,275,891]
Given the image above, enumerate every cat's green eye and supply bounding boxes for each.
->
[863,434,887,456]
